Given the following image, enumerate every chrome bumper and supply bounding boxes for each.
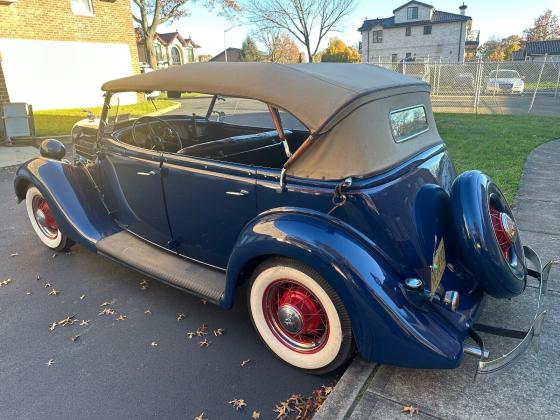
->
[465,245,557,377]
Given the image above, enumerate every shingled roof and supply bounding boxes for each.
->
[358,10,470,32]
[525,39,560,56]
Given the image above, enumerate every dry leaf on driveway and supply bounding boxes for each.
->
[252,410,261,419]
[46,359,54,366]
[139,279,150,290]
[48,289,60,296]
[241,359,251,367]
[402,405,420,416]
[228,399,247,411]
[0,279,12,287]
[71,335,80,342]
[199,339,210,347]
[79,320,91,326]
[115,315,127,321]
[194,413,207,420]
[176,313,186,321]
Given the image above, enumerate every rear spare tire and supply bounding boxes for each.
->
[451,170,525,298]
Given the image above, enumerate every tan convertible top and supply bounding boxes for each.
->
[103,63,442,180]
[102,62,426,133]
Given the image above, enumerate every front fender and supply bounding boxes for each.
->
[14,158,120,250]
[225,208,465,369]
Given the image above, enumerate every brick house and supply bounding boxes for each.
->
[136,29,200,70]
[0,0,140,110]
[358,1,480,63]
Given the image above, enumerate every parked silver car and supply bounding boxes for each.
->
[485,69,525,94]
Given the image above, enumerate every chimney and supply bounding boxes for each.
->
[459,3,467,15]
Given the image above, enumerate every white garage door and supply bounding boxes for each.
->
[0,38,137,110]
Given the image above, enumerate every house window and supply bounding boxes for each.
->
[170,46,182,65]
[407,7,418,19]
[424,25,432,35]
[391,54,398,63]
[70,0,94,16]
[186,47,195,63]
[372,30,383,43]
[405,52,412,59]
[405,27,411,36]
[154,44,164,63]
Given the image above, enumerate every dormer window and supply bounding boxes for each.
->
[407,6,418,19]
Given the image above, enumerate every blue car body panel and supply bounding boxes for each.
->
[14,142,487,369]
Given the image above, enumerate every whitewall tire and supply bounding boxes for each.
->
[248,258,353,374]
[25,186,74,252]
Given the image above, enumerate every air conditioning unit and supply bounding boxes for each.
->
[1,103,36,145]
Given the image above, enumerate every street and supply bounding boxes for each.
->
[0,164,339,420]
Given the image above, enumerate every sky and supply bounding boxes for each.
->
[148,0,560,57]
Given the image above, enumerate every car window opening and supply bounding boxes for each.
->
[108,94,310,170]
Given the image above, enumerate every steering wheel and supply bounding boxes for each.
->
[132,116,183,152]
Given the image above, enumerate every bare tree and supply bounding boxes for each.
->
[254,27,301,63]
[133,0,240,70]
[241,0,357,63]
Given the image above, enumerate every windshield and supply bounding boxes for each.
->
[489,70,520,78]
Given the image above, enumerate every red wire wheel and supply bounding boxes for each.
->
[248,258,354,374]
[262,280,329,353]
[32,195,59,239]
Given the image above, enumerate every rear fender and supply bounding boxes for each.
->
[225,208,464,369]
[14,158,120,250]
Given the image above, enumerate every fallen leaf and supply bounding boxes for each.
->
[79,320,91,326]
[100,301,112,307]
[199,339,210,347]
[228,399,246,411]
[402,405,420,416]
[213,328,225,337]
[199,299,208,305]
[49,322,57,332]
[71,335,80,342]
[176,313,186,321]
[26,291,32,295]
[252,410,261,419]
[98,308,115,316]
[10,252,19,257]
[115,315,127,321]
[46,359,54,367]
[273,401,289,419]
[52,253,57,259]
[194,413,207,420]
[58,315,77,327]
[144,309,152,315]
[79,295,85,300]
[48,289,60,297]
[139,279,150,290]
[196,324,208,337]
[0,279,12,287]
[36,274,41,281]
[151,341,158,347]
[241,359,251,367]
[187,332,196,339]
[44,283,51,288]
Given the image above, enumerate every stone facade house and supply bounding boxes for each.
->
[358,1,479,63]
[0,0,140,110]
[136,30,200,70]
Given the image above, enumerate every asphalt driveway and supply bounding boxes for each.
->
[0,165,339,420]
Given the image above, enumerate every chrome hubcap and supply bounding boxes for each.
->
[277,304,304,334]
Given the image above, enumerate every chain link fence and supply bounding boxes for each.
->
[372,57,560,116]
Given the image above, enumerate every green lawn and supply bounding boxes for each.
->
[435,113,560,202]
[33,99,178,137]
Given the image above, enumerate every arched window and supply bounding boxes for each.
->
[170,46,182,65]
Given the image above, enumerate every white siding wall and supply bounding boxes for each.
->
[361,21,467,63]
[394,3,433,23]
[0,38,136,110]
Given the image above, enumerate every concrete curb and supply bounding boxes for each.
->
[314,358,377,420]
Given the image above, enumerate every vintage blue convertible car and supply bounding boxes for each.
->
[14,63,553,375]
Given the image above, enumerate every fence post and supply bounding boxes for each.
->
[529,54,547,113]
[436,57,442,96]
[403,60,406,75]
[554,61,560,99]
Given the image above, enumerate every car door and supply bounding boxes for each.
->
[161,153,256,268]
[99,137,173,249]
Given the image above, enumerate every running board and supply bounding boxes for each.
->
[96,231,226,303]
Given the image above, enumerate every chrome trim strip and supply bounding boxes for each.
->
[463,345,490,359]
[472,245,557,376]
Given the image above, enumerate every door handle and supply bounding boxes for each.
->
[226,189,250,196]
[136,170,159,176]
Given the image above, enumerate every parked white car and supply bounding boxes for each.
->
[485,70,525,94]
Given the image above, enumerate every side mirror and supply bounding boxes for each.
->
[39,139,66,160]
